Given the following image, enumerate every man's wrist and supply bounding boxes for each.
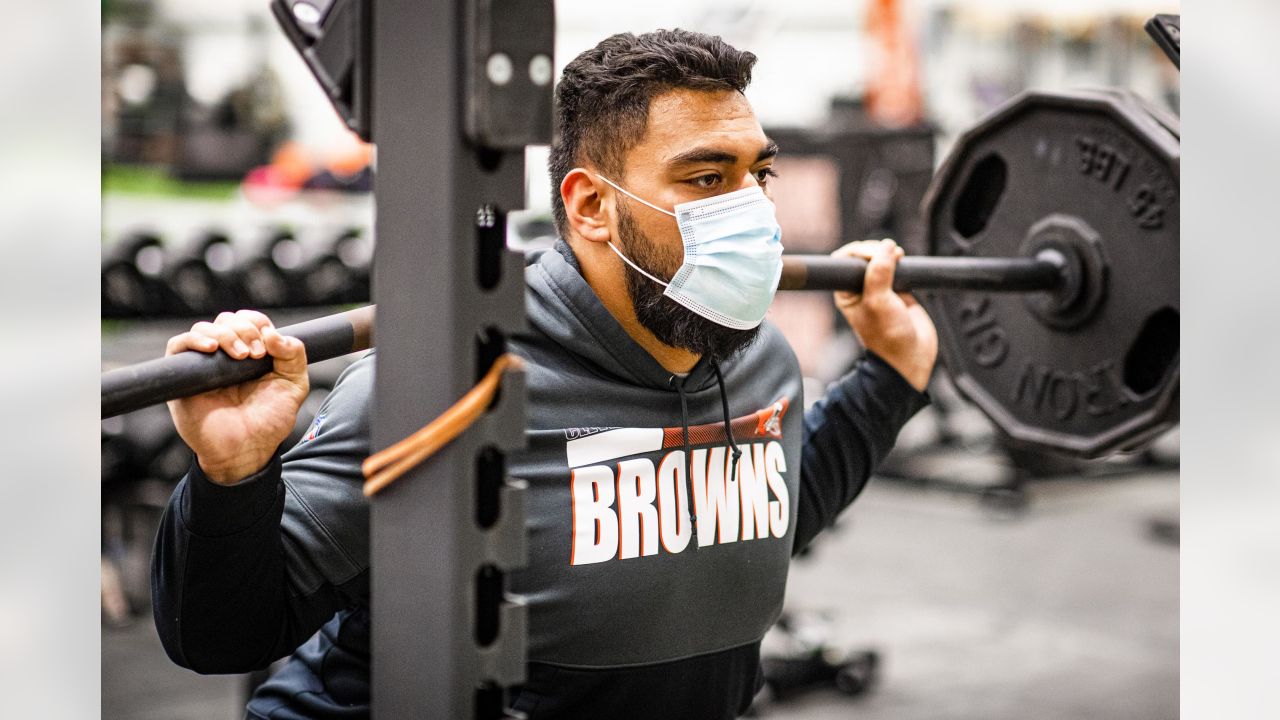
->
[869,352,932,393]
[184,453,284,537]
[198,453,276,485]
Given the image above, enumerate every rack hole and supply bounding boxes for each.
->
[476,326,506,409]
[476,147,503,172]
[952,153,1007,239]
[474,683,505,720]
[1123,306,1179,396]
[475,446,504,529]
[474,564,503,647]
[476,204,505,290]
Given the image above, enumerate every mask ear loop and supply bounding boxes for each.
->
[606,241,671,287]
[589,172,680,288]
[594,173,677,217]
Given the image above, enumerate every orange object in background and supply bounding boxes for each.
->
[242,140,315,205]
[243,133,374,205]
[269,141,315,188]
[327,139,373,178]
[865,0,924,127]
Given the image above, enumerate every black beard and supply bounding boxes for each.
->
[616,201,762,366]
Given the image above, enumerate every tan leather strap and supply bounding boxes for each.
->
[362,353,523,496]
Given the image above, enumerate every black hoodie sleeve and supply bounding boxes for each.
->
[151,356,374,674]
[793,353,930,554]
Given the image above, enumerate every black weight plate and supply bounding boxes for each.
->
[1075,86,1180,140]
[921,90,1179,458]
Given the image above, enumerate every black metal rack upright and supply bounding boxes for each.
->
[361,0,553,716]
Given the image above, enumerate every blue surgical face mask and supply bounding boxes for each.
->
[596,174,785,330]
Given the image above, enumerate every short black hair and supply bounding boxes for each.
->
[549,29,757,238]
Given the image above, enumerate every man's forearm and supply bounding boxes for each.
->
[151,455,313,674]
[793,353,930,553]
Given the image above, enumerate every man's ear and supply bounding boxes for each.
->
[561,168,612,244]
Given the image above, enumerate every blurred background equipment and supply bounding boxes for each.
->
[269,0,372,140]
[102,221,374,319]
[104,7,290,180]
[162,229,243,315]
[235,226,309,308]
[299,227,373,305]
[1144,13,1179,68]
[101,230,176,318]
[752,611,881,709]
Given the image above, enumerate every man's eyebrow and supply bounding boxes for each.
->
[664,139,780,167]
[665,147,738,166]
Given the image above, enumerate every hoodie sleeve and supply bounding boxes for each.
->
[793,353,930,554]
[150,355,374,674]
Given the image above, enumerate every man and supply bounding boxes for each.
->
[152,28,937,719]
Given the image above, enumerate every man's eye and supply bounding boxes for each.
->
[691,174,720,189]
[755,167,779,184]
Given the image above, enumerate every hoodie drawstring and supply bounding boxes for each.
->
[672,363,741,549]
[711,360,743,474]
[673,377,699,548]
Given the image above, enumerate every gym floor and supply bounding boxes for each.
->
[102,460,1177,720]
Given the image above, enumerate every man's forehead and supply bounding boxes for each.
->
[637,88,769,164]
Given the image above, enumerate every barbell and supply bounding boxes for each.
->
[101,89,1179,459]
[99,253,1061,419]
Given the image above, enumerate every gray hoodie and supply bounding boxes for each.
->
[152,240,929,720]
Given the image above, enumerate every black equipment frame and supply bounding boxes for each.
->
[365,0,552,716]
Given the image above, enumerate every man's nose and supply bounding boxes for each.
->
[735,171,772,199]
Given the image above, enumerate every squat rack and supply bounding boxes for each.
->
[276,0,554,716]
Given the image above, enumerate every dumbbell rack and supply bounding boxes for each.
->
[101,196,374,319]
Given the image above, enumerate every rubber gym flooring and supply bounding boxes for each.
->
[102,462,1177,719]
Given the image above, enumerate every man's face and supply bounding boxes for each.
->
[608,88,779,364]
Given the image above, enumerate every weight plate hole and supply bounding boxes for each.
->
[1123,306,1178,396]
[952,153,1007,239]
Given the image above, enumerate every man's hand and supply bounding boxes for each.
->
[831,239,938,392]
[165,310,309,485]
